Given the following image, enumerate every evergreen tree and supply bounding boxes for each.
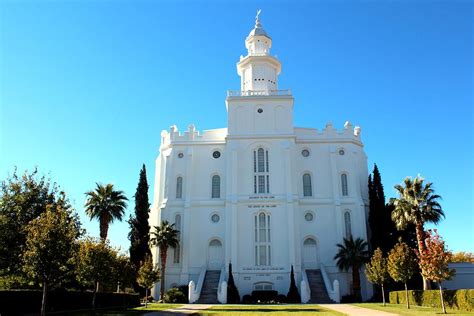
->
[287,265,301,303]
[128,165,151,291]
[227,262,240,303]
[368,164,395,254]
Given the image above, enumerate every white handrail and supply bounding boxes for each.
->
[227,89,292,97]
[320,263,340,303]
[217,265,227,304]
[300,268,311,303]
[189,265,207,303]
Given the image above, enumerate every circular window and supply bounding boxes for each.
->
[302,149,310,157]
[305,212,314,222]
[212,151,221,159]
[257,108,263,113]
[339,149,345,156]
[178,153,184,158]
[211,214,220,223]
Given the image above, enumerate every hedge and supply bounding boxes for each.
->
[389,289,474,311]
[0,290,140,315]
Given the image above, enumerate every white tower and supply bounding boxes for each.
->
[237,11,282,92]
[226,11,293,136]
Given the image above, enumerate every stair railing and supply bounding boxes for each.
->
[189,265,207,303]
[300,267,311,303]
[320,263,340,303]
[217,265,227,303]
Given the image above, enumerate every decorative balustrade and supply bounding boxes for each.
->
[320,263,340,303]
[189,265,207,303]
[227,89,292,97]
[300,268,311,303]
[217,266,227,304]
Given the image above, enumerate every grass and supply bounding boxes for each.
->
[353,303,474,315]
[198,304,343,315]
[130,302,183,311]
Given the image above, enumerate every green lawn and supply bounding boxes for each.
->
[129,302,183,311]
[353,303,474,315]
[198,304,343,315]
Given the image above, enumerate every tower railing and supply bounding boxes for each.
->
[227,89,292,97]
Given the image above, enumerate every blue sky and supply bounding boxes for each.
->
[1,0,472,253]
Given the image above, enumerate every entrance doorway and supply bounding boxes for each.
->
[302,237,318,269]
[208,239,223,270]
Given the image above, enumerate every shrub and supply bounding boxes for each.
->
[341,294,358,303]
[163,287,187,303]
[177,284,189,303]
[389,289,474,311]
[242,294,253,304]
[277,294,287,303]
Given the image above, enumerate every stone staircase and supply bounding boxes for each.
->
[196,270,220,304]
[306,269,334,303]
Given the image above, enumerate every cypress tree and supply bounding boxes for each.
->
[227,262,240,303]
[368,164,395,254]
[128,164,152,292]
[286,265,301,303]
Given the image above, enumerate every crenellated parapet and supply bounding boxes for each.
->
[295,121,362,143]
[160,124,227,148]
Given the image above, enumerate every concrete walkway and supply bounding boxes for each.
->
[319,304,397,315]
[143,304,211,315]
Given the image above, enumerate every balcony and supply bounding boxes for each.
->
[227,89,292,97]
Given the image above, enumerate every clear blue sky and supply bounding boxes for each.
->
[1,0,472,253]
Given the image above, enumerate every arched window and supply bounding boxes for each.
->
[304,237,317,246]
[303,173,312,197]
[211,175,220,199]
[253,148,269,194]
[173,214,181,264]
[344,211,352,238]
[341,174,348,196]
[254,212,271,266]
[176,177,183,199]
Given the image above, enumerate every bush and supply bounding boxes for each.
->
[163,287,187,303]
[177,284,189,302]
[251,290,278,303]
[242,294,253,304]
[0,290,139,314]
[389,289,474,311]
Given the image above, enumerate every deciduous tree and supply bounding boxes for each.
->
[0,168,76,286]
[137,257,160,308]
[365,248,389,306]
[417,230,455,314]
[22,205,80,316]
[388,241,417,309]
[75,238,117,309]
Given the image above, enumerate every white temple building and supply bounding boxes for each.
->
[150,13,372,303]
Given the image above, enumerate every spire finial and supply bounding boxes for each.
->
[255,9,262,27]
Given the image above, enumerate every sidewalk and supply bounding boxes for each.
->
[319,304,397,316]
[143,304,211,315]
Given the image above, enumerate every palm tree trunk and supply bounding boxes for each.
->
[100,216,109,241]
[405,283,410,309]
[415,222,431,290]
[381,284,385,306]
[160,246,168,300]
[352,264,361,301]
[439,282,446,314]
[41,282,47,316]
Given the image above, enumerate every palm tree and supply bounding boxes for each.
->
[85,183,128,241]
[334,236,369,301]
[149,220,179,300]
[390,176,444,289]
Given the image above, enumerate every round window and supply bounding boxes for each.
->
[339,149,345,156]
[178,152,184,158]
[211,214,220,223]
[302,149,310,157]
[257,108,263,113]
[212,151,221,159]
[305,212,314,222]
